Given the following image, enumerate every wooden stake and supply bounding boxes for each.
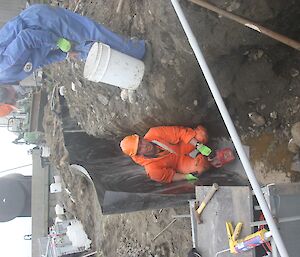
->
[151,219,177,241]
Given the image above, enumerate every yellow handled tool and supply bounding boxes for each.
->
[226,221,271,254]
[194,183,219,224]
[232,222,243,241]
[226,221,244,253]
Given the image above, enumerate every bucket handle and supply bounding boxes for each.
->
[98,45,111,81]
[89,42,103,79]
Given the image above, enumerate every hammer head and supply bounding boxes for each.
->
[194,201,203,224]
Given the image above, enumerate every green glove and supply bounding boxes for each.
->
[57,38,72,52]
[196,143,212,156]
[185,174,199,181]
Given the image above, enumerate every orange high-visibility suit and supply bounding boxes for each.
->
[131,126,209,183]
[0,104,16,117]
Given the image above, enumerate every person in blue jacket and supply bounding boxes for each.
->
[0,4,146,85]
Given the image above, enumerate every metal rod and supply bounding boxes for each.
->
[279,216,300,223]
[0,164,32,174]
[189,200,196,248]
[152,218,177,241]
[250,216,300,227]
[81,251,98,257]
[215,248,230,257]
[250,220,269,227]
[63,129,85,133]
[170,1,289,257]
[189,0,300,51]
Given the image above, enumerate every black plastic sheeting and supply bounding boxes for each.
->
[0,174,31,222]
[64,132,249,214]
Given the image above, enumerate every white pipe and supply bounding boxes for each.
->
[189,200,197,248]
[170,1,289,257]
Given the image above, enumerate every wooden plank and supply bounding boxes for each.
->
[31,148,49,257]
[29,91,41,132]
[29,89,47,132]
[192,186,254,257]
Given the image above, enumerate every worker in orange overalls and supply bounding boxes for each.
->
[120,125,211,183]
[0,103,17,117]
[0,87,18,117]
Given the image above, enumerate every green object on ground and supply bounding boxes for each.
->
[185,174,199,181]
[57,38,72,52]
[197,143,212,156]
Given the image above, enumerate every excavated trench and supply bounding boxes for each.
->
[62,120,249,214]
[44,0,300,215]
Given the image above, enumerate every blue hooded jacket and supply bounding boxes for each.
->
[0,4,145,85]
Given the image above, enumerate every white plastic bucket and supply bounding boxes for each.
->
[83,42,145,90]
[50,182,62,193]
[55,204,65,215]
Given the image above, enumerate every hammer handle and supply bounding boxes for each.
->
[189,0,300,51]
[197,183,219,215]
[194,183,219,223]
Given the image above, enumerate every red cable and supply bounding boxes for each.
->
[262,242,269,253]
[259,211,272,252]
[265,241,272,252]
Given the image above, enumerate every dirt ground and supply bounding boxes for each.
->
[41,0,300,256]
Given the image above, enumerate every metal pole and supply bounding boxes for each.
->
[189,200,197,248]
[189,0,300,51]
[170,1,289,256]
[63,129,85,133]
[0,164,32,174]
[250,216,300,227]
[215,249,230,257]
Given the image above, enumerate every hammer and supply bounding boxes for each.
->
[194,183,219,224]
